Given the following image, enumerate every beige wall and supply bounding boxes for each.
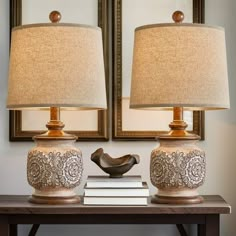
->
[0,0,235,235]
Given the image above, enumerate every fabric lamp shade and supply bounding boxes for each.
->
[7,23,107,110]
[130,23,230,110]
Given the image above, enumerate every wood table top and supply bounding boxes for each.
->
[0,195,231,215]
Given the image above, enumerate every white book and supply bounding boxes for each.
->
[86,175,143,188]
[83,196,148,206]
[84,182,149,197]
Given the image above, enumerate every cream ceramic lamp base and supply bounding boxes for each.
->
[150,139,205,204]
[27,139,83,204]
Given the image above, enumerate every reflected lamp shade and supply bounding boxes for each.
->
[130,24,230,110]
[7,23,107,110]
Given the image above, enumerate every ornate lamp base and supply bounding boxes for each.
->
[150,139,206,204]
[26,108,83,204]
[27,138,83,204]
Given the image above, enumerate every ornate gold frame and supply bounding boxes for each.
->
[112,0,205,140]
[9,0,109,141]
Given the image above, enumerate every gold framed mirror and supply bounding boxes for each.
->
[112,0,205,140]
[9,0,109,141]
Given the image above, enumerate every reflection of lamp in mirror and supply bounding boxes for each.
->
[7,11,107,204]
[130,11,230,204]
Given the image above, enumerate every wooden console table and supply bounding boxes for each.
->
[0,195,231,236]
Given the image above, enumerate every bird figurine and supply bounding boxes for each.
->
[91,148,140,178]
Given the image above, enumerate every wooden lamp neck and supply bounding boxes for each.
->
[169,107,187,131]
[173,107,184,121]
[50,107,60,121]
[159,107,200,140]
[46,107,65,132]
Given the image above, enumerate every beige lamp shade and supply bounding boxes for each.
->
[7,23,107,110]
[130,23,230,110]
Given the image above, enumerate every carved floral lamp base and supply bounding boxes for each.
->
[150,139,206,204]
[27,138,83,204]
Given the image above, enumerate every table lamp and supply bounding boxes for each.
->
[7,11,107,204]
[130,11,230,204]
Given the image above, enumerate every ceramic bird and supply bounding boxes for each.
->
[91,148,140,178]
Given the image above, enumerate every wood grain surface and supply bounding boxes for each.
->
[0,195,230,215]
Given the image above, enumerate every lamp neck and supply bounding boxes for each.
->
[169,107,188,131]
[173,107,183,121]
[33,107,77,140]
[46,107,65,132]
[159,107,199,140]
[50,107,60,121]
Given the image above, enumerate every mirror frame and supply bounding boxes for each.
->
[9,0,110,141]
[112,0,205,140]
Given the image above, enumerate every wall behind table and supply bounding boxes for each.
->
[0,0,235,235]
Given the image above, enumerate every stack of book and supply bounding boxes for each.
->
[83,175,149,205]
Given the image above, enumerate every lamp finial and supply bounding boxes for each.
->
[172,10,184,23]
[49,10,61,23]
